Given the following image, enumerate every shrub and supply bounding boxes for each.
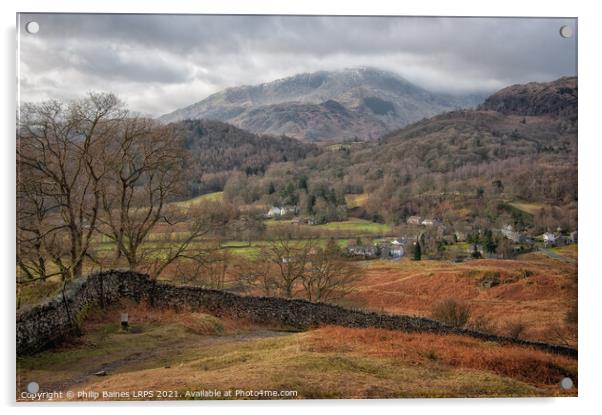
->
[431,298,471,328]
[505,320,527,339]
[468,315,497,334]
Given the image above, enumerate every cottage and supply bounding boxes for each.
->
[543,232,557,247]
[407,216,422,225]
[347,245,379,258]
[555,235,571,247]
[421,218,438,226]
[501,224,529,243]
[266,206,286,218]
[390,245,405,258]
[454,231,467,242]
[501,224,514,237]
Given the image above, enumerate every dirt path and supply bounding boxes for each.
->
[43,330,293,393]
[538,248,576,264]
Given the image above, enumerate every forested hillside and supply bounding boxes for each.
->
[177,119,320,195]
[220,77,577,232]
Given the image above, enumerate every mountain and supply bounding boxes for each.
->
[479,77,577,119]
[228,77,577,227]
[160,67,486,141]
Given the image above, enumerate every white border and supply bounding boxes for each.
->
[2,1,601,414]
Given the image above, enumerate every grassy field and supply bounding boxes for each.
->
[551,244,578,260]
[221,238,350,259]
[508,201,546,215]
[345,193,370,208]
[313,218,393,235]
[169,192,224,209]
[17,303,577,400]
[343,254,577,346]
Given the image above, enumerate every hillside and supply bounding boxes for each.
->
[479,77,577,118]
[231,100,389,141]
[226,77,577,230]
[176,119,319,195]
[160,67,485,141]
[17,309,577,400]
[18,253,577,400]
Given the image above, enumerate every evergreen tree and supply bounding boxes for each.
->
[413,242,422,261]
[483,229,497,254]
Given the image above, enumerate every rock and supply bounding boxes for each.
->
[94,370,107,376]
[480,273,501,288]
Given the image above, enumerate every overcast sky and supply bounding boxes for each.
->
[17,14,577,116]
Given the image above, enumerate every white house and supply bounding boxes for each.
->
[501,224,529,243]
[266,206,287,218]
[390,245,405,257]
[407,216,422,225]
[543,232,557,246]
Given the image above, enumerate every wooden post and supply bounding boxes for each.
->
[120,313,129,331]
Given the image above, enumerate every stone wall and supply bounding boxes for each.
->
[16,271,578,358]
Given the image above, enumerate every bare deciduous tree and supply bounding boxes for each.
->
[97,117,185,270]
[137,201,237,279]
[259,234,314,298]
[17,93,124,282]
[302,239,359,301]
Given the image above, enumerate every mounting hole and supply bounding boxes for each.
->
[559,25,573,39]
[560,377,574,390]
[27,381,40,394]
[25,21,40,34]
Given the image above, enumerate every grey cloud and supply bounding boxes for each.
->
[17,14,577,116]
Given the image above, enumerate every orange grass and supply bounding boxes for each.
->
[345,256,577,345]
[306,326,577,391]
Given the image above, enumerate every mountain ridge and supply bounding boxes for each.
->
[159,67,486,141]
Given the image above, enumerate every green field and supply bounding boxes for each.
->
[507,201,546,215]
[222,238,350,259]
[265,217,391,235]
[169,192,224,209]
[313,218,392,235]
[345,193,370,208]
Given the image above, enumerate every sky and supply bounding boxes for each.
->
[17,14,577,116]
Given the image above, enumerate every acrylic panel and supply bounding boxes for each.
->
[16,13,578,401]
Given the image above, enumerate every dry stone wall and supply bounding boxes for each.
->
[17,271,578,358]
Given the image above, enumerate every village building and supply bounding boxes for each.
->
[266,206,286,218]
[542,232,557,247]
[347,245,379,258]
[266,205,297,218]
[501,224,529,243]
[406,216,422,225]
[347,238,406,260]
[379,243,405,259]
[421,218,438,226]
[454,231,467,242]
